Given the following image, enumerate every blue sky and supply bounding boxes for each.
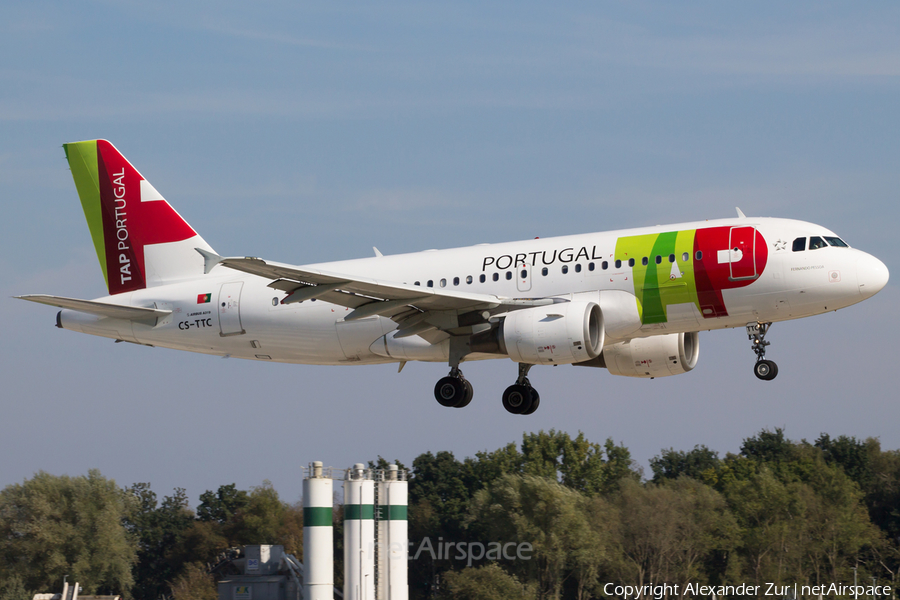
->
[2,1,898,505]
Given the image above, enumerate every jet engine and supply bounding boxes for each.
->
[594,331,699,378]
[498,301,604,365]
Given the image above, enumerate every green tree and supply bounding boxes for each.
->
[277,502,304,558]
[226,481,285,545]
[197,483,249,524]
[520,431,639,495]
[740,428,793,464]
[408,451,476,598]
[468,474,607,600]
[470,443,524,485]
[0,575,30,600]
[441,563,537,600]
[169,562,217,600]
[650,445,720,484]
[611,478,737,593]
[127,484,195,600]
[816,434,874,487]
[723,465,807,585]
[165,520,229,573]
[368,456,408,472]
[0,470,137,597]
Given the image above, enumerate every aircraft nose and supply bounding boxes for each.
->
[857,253,889,298]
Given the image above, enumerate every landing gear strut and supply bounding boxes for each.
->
[502,363,540,415]
[434,367,473,408]
[434,337,475,408]
[747,322,778,381]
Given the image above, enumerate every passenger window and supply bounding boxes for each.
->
[682,252,689,262]
[440,278,447,287]
[520,269,527,279]
[615,259,622,269]
[825,236,849,248]
[427,280,433,287]
[575,264,582,273]
[695,251,702,260]
[809,236,827,250]
[466,275,473,284]
[792,237,806,252]
[453,277,460,285]
[505,271,512,280]
[602,261,608,270]
[589,262,595,271]
[479,274,486,283]
[414,281,420,286]
[655,256,662,265]
[628,258,635,267]
[669,254,675,263]
[541,267,548,276]
[562,265,568,274]
[492,273,499,282]
[642,257,648,266]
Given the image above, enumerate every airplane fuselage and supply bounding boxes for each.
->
[59,216,886,366]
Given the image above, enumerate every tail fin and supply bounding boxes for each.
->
[64,139,215,295]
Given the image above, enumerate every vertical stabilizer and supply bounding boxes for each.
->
[63,139,215,295]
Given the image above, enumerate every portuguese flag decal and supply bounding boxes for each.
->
[197,293,212,304]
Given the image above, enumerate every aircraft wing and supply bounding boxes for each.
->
[16,295,171,321]
[198,249,560,337]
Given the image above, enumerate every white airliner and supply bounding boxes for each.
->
[19,140,889,414]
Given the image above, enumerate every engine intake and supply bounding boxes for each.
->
[499,301,604,365]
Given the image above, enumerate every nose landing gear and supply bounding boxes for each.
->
[502,363,540,415]
[747,322,778,381]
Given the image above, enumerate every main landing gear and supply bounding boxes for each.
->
[431,363,541,415]
[434,368,473,408]
[747,322,778,381]
[501,363,540,415]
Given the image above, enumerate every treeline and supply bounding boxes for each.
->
[409,430,900,599]
[0,429,898,600]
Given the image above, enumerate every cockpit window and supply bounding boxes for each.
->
[808,236,827,250]
[824,236,849,248]
[792,237,806,252]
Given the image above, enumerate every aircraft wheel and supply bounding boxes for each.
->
[754,360,778,381]
[502,384,533,415]
[435,376,466,407]
[456,379,474,408]
[522,388,540,415]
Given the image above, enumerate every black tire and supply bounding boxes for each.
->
[502,384,533,415]
[754,360,777,381]
[435,376,466,407]
[522,388,540,415]
[455,379,474,408]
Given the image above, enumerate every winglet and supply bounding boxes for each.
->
[735,207,746,219]
[196,248,224,274]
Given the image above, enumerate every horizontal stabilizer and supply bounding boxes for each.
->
[15,295,171,321]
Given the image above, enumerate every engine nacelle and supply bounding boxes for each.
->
[601,331,699,378]
[500,301,604,365]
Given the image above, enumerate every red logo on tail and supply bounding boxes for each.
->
[96,141,196,295]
